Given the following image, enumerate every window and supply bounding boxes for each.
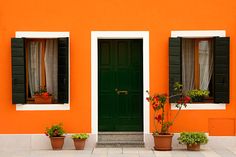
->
[169,37,230,103]
[11,37,69,104]
[182,38,214,102]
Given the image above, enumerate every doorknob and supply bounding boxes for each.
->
[115,88,128,95]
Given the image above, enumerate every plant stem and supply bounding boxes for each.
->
[154,110,158,133]
[171,104,183,124]
[161,103,164,133]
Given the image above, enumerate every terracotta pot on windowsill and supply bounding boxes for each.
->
[34,95,53,104]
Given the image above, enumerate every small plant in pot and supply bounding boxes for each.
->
[72,133,89,150]
[186,89,209,102]
[177,132,208,151]
[45,123,66,150]
[146,82,191,151]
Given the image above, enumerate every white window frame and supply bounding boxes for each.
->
[171,30,226,110]
[15,31,70,111]
[91,31,150,141]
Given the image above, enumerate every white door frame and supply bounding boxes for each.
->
[91,31,150,142]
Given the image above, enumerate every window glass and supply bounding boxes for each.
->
[26,39,58,104]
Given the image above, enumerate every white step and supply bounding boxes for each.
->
[98,132,143,141]
[97,132,144,147]
[96,141,144,148]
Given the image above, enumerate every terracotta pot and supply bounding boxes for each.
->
[73,139,86,150]
[187,143,200,151]
[73,138,86,150]
[50,136,65,150]
[153,134,173,151]
[34,95,53,104]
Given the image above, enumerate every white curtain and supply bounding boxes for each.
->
[28,41,43,96]
[182,39,195,92]
[45,39,58,101]
[199,41,213,90]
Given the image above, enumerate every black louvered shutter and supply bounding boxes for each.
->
[11,38,26,104]
[169,37,182,102]
[58,38,69,103]
[214,37,230,103]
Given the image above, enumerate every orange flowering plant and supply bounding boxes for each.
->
[146,82,191,136]
[34,86,52,97]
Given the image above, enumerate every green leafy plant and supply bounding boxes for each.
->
[146,82,191,135]
[177,132,208,145]
[187,89,209,102]
[72,133,89,139]
[45,123,65,137]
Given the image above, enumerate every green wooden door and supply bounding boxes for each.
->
[98,39,143,131]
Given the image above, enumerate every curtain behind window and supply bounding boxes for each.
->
[182,39,195,92]
[199,41,213,90]
[45,39,58,101]
[28,41,43,97]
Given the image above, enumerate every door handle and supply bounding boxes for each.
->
[117,90,128,95]
[115,88,128,95]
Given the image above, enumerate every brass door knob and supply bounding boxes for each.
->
[115,88,128,95]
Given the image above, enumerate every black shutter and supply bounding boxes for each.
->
[214,37,230,103]
[169,37,182,102]
[11,38,26,104]
[58,38,69,103]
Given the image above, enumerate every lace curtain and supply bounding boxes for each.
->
[45,39,58,101]
[199,40,213,90]
[182,39,195,92]
[28,39,58,101]
[182,39,213,92]
[28,41,43,97]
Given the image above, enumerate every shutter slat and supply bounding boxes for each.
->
[11,38,26,104]
[57,38,69,103]
[214,37,230,103]
[169,37,182,102]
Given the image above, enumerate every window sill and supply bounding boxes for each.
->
[171,103,226,110]
[16,104,70,111]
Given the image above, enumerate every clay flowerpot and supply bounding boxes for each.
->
[73,139,86,150]
[187,143,200,151]
[50,136,65,150]
[153,134,173,151]
[34,95,53,104]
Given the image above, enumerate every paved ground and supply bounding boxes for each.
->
[1,146,236,157]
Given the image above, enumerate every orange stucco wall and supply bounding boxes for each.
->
[0,0,236,135]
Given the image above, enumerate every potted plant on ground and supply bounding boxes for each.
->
[177,132,208,151]
[72,133,89,150]
[146,82,191,151]
[34,86,53,104]
[45,123,66,150]
[186,89,209,102]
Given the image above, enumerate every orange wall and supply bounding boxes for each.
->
[0,0,236,134]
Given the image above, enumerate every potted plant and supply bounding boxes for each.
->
[177,132,208,151]
[72,133,89,150]
[187,89,209,102]
[45,123,66,150]
[34,86,53,104]
[146,82,191,150]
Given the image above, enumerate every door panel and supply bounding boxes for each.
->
[98,39,143,131]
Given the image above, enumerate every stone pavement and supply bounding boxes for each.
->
[1,136,236,157]
[1,146,236,157]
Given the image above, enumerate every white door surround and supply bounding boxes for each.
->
[91,31,150,142]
